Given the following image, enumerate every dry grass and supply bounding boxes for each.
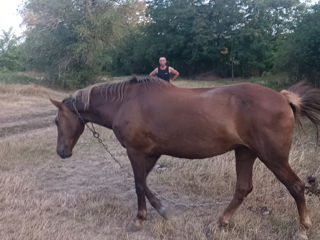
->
[0,81,319,240]
[0,83,66,122]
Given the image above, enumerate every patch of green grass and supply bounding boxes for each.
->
[250,72,294,90]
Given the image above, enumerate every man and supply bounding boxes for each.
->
[149,57,179,83]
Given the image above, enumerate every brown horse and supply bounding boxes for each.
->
[50,77,320,239]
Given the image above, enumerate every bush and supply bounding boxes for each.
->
[0,72,39,85]
[250,72,293,90]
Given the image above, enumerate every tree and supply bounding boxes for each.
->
[19,0,316,86]
[286,3,320,86]
[21,0,144,88]
[110,0,305,78]
[0,28,23,71]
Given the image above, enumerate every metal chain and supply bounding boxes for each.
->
[72,100,122,168]
[87,122,123,168]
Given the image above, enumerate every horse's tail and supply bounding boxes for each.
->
[280,81,320,133]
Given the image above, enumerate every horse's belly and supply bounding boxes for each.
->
[161,139,236,159]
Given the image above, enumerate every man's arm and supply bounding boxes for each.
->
[149,67,158,77]
[169,67,179,82]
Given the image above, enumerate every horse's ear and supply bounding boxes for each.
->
[50,98,62,109]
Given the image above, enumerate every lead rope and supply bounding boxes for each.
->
[72,100,230,207]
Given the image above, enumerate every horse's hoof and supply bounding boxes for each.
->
[158,207,169,220]
[303,216,312,230]
[295,230,308,240]
[218,216,229,228]
[126,219,143,232]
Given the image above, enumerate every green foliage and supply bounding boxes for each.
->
[22,0,144,88]
[0,29,23,72]
[0,72,39,84]
[8,0,319,89]
[110,0,306,79]
[250,72,292,90]
[286,3,320,86]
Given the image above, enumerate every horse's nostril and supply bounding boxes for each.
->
[62,150,72,158]
[56,147,72,159]
[64,151,72,158]
[57,145,72,158]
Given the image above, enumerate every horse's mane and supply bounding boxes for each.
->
[63,76,170,111]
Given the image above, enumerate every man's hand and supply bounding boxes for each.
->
[169,67,179,82]
[149,67,158,77]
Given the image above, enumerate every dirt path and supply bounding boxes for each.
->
[0,83,65,140]
[0,110,56,138]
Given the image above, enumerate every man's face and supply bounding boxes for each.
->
[159,57,167,67]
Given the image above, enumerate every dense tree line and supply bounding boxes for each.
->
[0,28,23,72]
[20,0,146,88]
[110,0,306,78]
[282,3,320,86]
[0,0,319,88]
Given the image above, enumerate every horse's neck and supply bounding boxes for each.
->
[82,93,123,129]
[77,81,137,129]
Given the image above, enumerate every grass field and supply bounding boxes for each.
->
[0,79,319,240]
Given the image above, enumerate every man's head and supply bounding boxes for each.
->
[159,57,167,67]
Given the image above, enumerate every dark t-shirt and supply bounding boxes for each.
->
[157,66,170,81]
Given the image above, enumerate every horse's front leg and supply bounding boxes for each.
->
[144,155,168,219]
[126,148,147,232]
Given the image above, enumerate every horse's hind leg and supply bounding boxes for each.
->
[262,156,311,239]
[218,146,257,226]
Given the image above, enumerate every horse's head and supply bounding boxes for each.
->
[50,98,85,159]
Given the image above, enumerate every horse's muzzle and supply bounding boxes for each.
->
[57,148,72,159]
